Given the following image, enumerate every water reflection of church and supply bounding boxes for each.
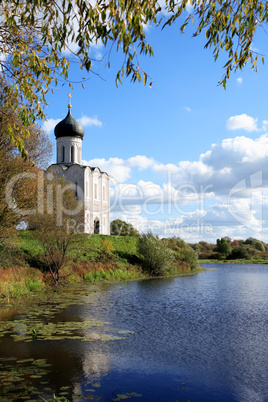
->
[47,96,110,234]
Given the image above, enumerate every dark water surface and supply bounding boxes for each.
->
[1,264,268,401]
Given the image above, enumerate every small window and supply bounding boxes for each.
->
[75,181,78,197]
[71,146,74,163]
[62,146,65,163]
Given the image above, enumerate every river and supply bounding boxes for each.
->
[1,263,268,401]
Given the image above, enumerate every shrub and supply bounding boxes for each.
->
[228,245,257,260]
[101,237,115,256]
[163,237,199,269]
[215,238,232,257]
[198,251,222,260]
[110,219,140,237]
[137,232,174,276]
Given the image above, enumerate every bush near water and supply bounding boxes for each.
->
[192,236,268,263]
[0,231,200,300]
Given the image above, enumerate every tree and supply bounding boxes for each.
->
[137,231,174,276]
[215,238,232,257]
[110,219,140,237]
[245,237,266,252]
[224,236,232,244]
[0,103,52,244]
[1,0,266,153]
[28,176,83,285]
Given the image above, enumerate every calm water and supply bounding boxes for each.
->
[1,264,268,401]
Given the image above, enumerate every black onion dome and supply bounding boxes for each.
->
[54,109,84,139]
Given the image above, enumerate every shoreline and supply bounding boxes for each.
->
[0,265,203,306]
[0,231,201,303]
[199,259,268,264]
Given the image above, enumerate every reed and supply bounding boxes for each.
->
[0,265,44,301]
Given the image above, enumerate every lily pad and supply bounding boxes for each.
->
[113,392,142,401]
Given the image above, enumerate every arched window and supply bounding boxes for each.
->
[71,146,74,163]
[75,181,78,197]
[62,146,65,163]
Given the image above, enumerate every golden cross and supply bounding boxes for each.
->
[68,92,72,109]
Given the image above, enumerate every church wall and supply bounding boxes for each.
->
[46,164,110,235]
[82,168,110,235]
[48,107,110,235]
[56,136,82,164]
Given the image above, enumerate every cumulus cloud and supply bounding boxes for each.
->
[78,115,102,127]
[42,114,102,134]
[42,118,61,134]
[82,134,268,240]
[82,155,155,182]
[226,114,258,132]
[152,163,180,175]
[236,77,243,85]
[162,135,268,196]
[82,157,131,182]
[127,155,155,170]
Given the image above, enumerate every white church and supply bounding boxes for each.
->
[47,96,110,235]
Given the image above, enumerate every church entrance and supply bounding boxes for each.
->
[94,218,100,234]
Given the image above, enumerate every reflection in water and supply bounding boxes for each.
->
[1,264,268,401]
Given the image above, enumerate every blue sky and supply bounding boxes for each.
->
[41,18,268,243]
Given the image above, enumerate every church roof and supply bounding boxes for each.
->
[54,109,84,139]
[48,163,110,176]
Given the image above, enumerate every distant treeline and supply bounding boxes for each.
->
[189,237,268,260]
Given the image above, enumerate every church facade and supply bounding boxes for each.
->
[47,99,110,235]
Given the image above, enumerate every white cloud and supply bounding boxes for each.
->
[236,77,243,85]
[127,155,155,170]
[42,114,102,134]
[152,163,180,175]
[184,106,192,112]
[78,115,102,127]
[82,134,268,240]
[42,118,61,134]
[226,114,258,132]
[0,51,7,63]
[82,155,155,182]
[82,157,131,182]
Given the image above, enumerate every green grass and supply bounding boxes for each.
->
[84,267,143,282]
[0,231,200,301]
[0,265,45,301]
[67,233,140,264]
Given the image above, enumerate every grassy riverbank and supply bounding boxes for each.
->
[0,231,201,301]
